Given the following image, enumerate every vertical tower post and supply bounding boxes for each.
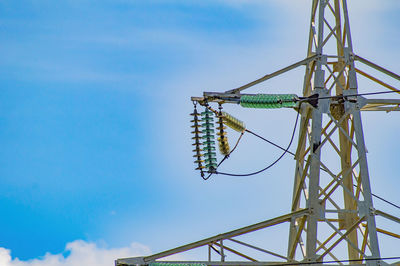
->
[288,0,381,263]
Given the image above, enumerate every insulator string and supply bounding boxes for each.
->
[217,104,230,156]
[214,105,301,177]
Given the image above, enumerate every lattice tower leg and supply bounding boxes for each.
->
[288,0,381,263]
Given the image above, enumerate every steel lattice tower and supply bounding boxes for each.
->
[117,1,400,265]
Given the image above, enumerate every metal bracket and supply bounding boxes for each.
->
[357,201,368,218]
[116,257,146,266]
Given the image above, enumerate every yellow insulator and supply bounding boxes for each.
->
[216,107,230,156]
[217,130,229,155]
[218,137,230,156]
[221,111,245,132]
[216,124,226,131]
[216,130,227,136]
[191,129,201,134]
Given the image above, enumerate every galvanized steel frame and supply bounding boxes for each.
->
[116,0,400,265]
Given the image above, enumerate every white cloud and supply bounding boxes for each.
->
[0,240,151,266]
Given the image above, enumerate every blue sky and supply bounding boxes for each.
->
[0,0,278,260]
[0,1,399,265]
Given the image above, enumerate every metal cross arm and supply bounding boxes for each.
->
[191,92,321,109]
[115,209,309,266]
[223,55,319,95]
[362,99,400,112]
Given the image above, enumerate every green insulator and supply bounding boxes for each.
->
[202,140,215,147]
[203,145,216,151]
[201,122,214,128]
[201,116,214,121]
[202,134,215,140]
[240,94,298,109]
[205,162,217,169]
[201,110,214,116]
[204,157,217,163]
[204,150,216,155]
[201,128,215,134]
[201,107,217,172]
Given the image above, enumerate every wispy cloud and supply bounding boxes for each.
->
[0,240,150,266]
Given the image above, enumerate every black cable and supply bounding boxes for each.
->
[198,90,400,207]
[317,90,400,100]
[217,116,400,211]
[246,130,400,210]
[203,131,245,180]
[297,89,400,105]
[245,129,295,156]
[371,192,400,210]
[214,108,300,177]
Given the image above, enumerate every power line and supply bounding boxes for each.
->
[316,90,400,99]
[245,129,400,211]
[371,192,400,210]
[297,89,400,105]
[245,129,295,157]
[201,89,400,209]
[203,131,245,180]
[215,117,400,211]
[213,107,300,177]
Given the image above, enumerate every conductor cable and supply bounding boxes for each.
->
[213,106,301,177]
[203,131,245,180]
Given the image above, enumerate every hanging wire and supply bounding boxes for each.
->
[316,89,400,99]
[220,114,400,210]
[370,192,400,210]
[296,89,400,106]
[245,129,295,156]
[195,90,400,208]
[213,105,301,177]
[203,131,245,180]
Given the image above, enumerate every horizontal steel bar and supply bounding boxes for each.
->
[228,238,288,261]
[214,242,257,262]
[375,209,400,224]
[355,68,400,94]
[370,226,400,239]
[361,99,400,111]
[116,259,368,266]
[364,99,400,105]
[361,107,400,112]
[135,209,308,262]
[354,55,400,82]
